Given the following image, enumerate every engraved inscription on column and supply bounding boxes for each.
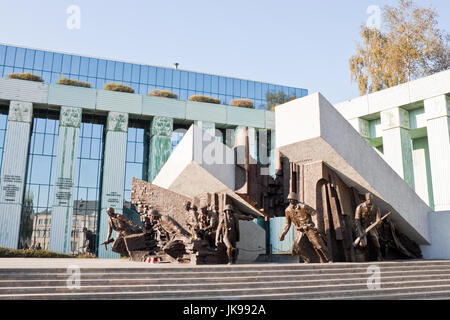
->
[1,175,23,202]
[105,191,121,208]
[54,177,74,206]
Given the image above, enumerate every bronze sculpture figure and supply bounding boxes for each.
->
[197,200,219,245]
[279,192,331,263]
[354,193,385,261]
[215,204,240,265]
[185,201,200,239]
[105,207,142,257]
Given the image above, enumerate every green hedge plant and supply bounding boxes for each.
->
[8,72,43,82]
[148,89,178,99]
[188,95,221,104]
[230,98,254,109]
[104,82,135,93]
[0,247,97,258]
[57,77,91,88]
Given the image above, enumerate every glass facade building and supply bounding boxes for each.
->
[0,44,307,110]
[0,43,308,255]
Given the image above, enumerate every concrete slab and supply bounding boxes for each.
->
[421,212,450,259]
[275,92,431,245]
[153,123,263,218]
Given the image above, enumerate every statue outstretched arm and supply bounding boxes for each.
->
[354,206,367,246]
[279,212,292,241]
[215,219,223,246]
[106,220,113,241]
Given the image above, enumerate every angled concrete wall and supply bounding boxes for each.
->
[421,212,450,259]
[153,123,235,197]
[236,220,266,263]
[276,92,431,245]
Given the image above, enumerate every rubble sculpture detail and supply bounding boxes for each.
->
[108,178,260,264]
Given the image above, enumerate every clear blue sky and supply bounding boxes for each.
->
[0,0,449,103]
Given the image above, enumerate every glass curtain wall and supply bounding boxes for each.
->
[19,110,59,250]
[71,115,105,255]
[123,120,148,224]
[0,44,308,111]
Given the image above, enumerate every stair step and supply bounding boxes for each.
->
[3,265,450,281]
[1,259,450,300]
[2,283,450,300]
[2,272,450,287]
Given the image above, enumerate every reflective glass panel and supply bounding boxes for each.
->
[24,49,35,69]
[5,46,16,66]
[72,116,105,255]
[19,112,59,250]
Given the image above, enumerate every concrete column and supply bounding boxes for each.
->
[0,101,33,248]
[98,112,128,258]
[424,95,450,211]
[380,107,415,189]
[348,118,370,139]
[269,130,278,177]
[235,126,257,165]
[148,116,173,182]
[412,137,434,208]
[258,129,271,176]
[248,127,257,162]
[48,106,82,253]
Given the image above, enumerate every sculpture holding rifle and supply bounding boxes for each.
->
[354,193,390,261]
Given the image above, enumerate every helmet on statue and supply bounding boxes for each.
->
[287,192,298,201]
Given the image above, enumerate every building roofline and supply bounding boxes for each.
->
[334,69,450,119]
[0,42,307,92]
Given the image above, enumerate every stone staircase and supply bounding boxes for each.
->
[1,260,450,300]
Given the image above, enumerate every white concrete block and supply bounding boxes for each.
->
[368,82,411,114]
[236,221,266,263]
[421,212,450,259]
[334,95,369,119]
[153,123,263,218]
[276,92,431,245]
[409,69,450,103]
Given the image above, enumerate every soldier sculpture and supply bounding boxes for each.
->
[354,193,388,261]
[104,207,142,257]
[215,204,240,265]
[279,192,331,263]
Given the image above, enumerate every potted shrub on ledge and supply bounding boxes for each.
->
[230,98,254,109]
[188,95,221,104]
[148,89,178,99]
[104,82,135,93]
[8,72,43,82]
[57,77,91,88]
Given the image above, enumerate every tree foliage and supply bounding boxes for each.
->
[265,90,297,111]
[350,0,450,95]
